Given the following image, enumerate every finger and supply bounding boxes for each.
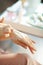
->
[28,45,36,54]
[8,21,35,45]
[0,18,4,23]
[23,34,35,44]
[20,34,35,48]
[12,33,36,53]
[31,40,35,44]
[12,37,27,49]
[24,38,36,52]
[21,35,36,53]
[10,30,27,49]
[0,24,12,41]
[18,39,28,49]
[10,29,36,53]
[23,37,36,51]
[0,35,10,41]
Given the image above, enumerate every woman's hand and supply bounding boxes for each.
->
[0,18,36,53]
[0,23,12,41]
[0,49,41,65]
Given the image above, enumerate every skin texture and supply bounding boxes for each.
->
[0,49,41,65]
[0,18,36,54]
[0,18,41,65]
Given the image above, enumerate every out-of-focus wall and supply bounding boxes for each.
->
[41,0,43,3]
[0,0,18,14]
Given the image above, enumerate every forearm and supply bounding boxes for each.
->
[0,53,27,65]
[0,49,41,65]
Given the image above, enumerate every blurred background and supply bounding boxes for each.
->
[0,0,18,14]
[0,0,43,14]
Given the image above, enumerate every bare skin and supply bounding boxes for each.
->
[0,49,41,65]
[0,18,41,65]
[0,18,36,53]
